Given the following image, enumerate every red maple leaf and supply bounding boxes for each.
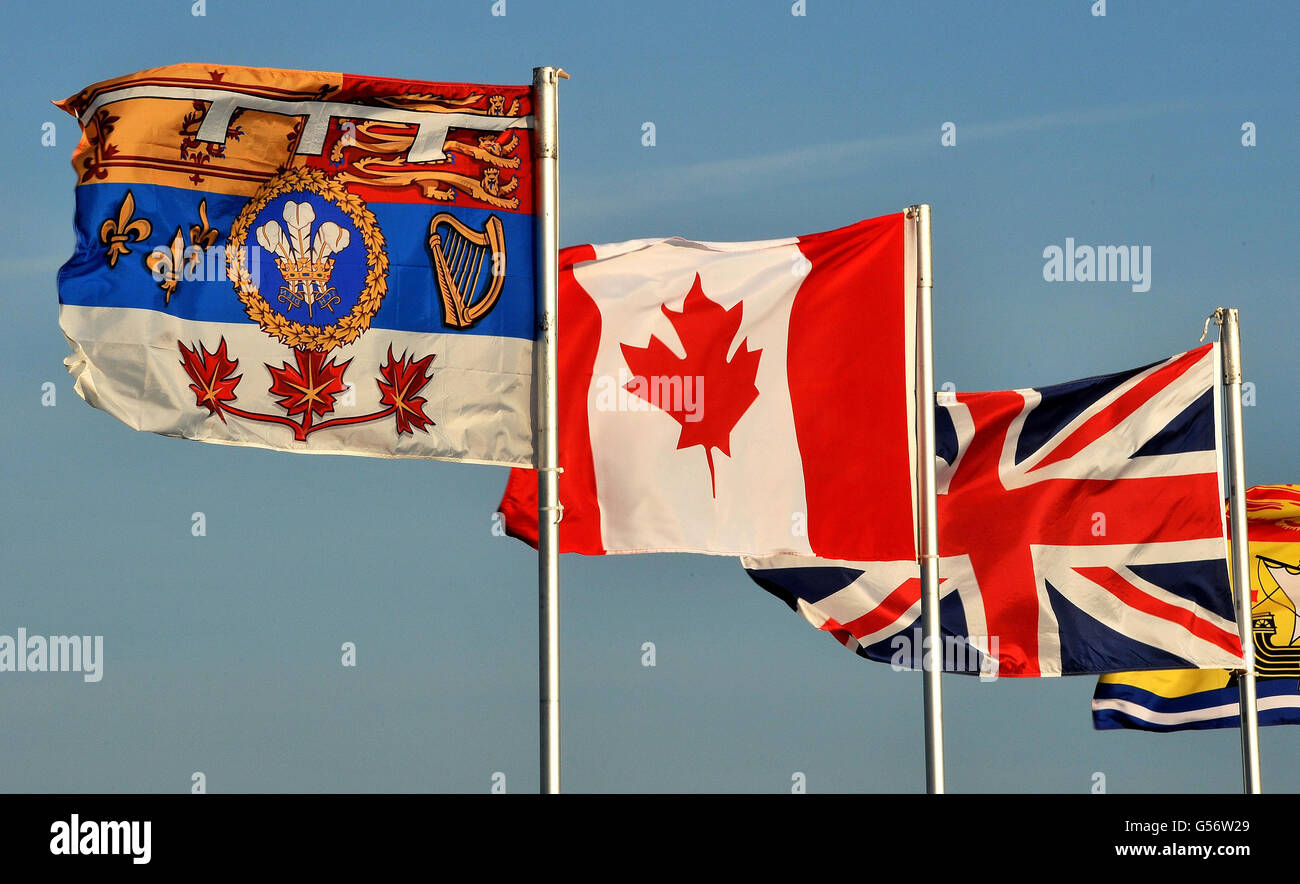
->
[179,339,242,420]
[620,274,763,496]
[377,345,437,435]
[266,348,352,419]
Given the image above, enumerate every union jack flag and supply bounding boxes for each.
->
[745,344,1244,677]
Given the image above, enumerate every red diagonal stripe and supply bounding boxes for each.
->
[817,617,859,649]
[842,577,925,640]
[1028,345,1209,472]
[1072,565,1242,657]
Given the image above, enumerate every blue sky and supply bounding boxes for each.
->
[1,0,1296,793]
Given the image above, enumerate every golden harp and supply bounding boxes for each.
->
[427,212,506,329]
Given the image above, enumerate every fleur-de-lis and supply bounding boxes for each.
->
[189,199,219,252]
[98,190,152,268]
[146,228,185,305]
[145,200,222,307]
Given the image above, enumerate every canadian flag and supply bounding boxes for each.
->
[500,212,919,559]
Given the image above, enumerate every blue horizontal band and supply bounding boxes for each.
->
[58,181,536,341]
[1093,679,1300,731]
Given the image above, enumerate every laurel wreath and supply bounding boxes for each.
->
[226,166,388,353]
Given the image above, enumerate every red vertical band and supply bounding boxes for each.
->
[499,244,606,553]
[789,214,916,561]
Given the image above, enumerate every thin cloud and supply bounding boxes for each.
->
[565,100,1193,222]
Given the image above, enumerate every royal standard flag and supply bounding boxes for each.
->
[1094,485,1300,730]
[56,63,536,464]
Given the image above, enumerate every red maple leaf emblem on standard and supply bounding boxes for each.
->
[377,345,437,435]
[179,339,241,421]
[266,349,352,419]
[620,274,762,496]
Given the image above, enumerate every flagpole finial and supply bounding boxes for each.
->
[533,67,570,84]
[1201,307,1227,343]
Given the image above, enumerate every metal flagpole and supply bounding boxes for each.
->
[533,65,567,795]
[910,204,945,793]
[1217,307,1262,793]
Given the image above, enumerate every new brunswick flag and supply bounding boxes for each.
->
[1093,485,1300,730]
[56,63,536,464]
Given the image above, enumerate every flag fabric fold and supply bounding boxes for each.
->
[57,63,536,464]
[745,344,1244,677]
[498,212,919,560]
[1094,484,1300,729]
